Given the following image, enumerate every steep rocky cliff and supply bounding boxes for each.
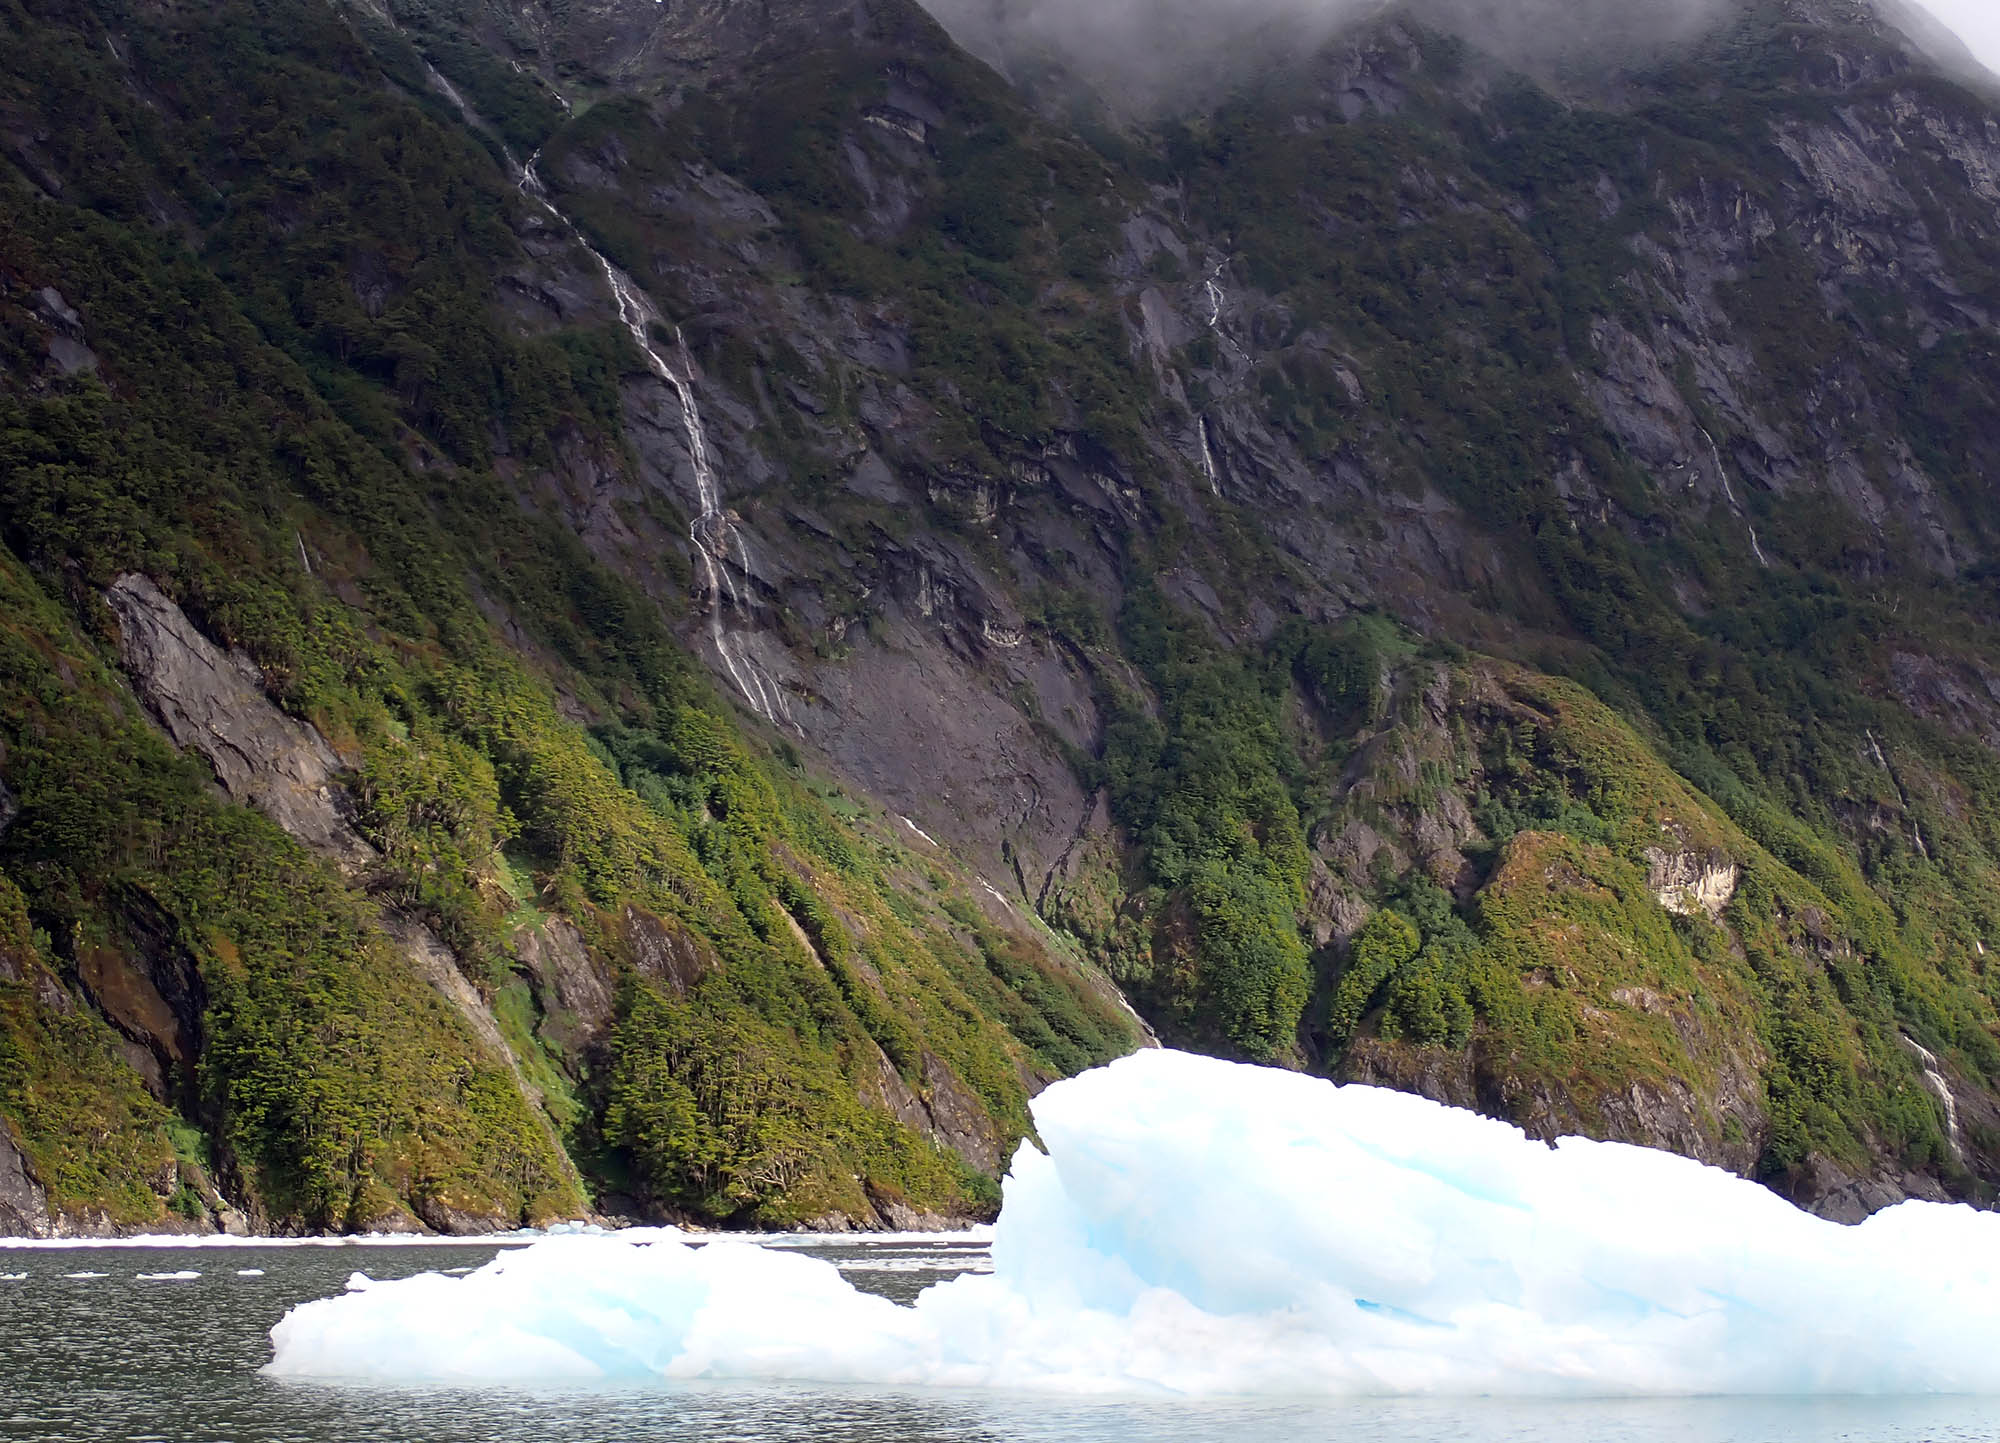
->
[4,0,2000,1229]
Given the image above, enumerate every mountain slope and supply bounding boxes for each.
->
[5,0,2000,1229]
[0,0,1132,1235]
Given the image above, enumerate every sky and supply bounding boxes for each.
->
[1908,0,2000,76]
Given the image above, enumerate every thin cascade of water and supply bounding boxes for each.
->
[516,153,792,728]
[423,63,472,120]
[1202,259,1244,362]
[1197,415,1221,498]
[1698,424,1768,568]
[1197,259,1241,499]
[1903,1034,1964,1161]
[1867,728,1932,861]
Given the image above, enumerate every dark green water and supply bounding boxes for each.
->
[2,1238,1996,1442]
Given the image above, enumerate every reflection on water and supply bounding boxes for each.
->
[0,1237,1993,1443]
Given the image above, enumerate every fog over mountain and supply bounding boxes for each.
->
[1896,0,2000,80]
[917,0,1994,105]
[916,0,1736,102]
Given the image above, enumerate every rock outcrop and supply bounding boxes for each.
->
[0,1126,51,1239]
[1643,849,1740,921]
[105,574,375,874]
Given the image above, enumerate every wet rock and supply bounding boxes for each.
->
[1792,1153,1952,1224]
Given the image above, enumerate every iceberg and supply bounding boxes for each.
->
[266,1050,2000,1395]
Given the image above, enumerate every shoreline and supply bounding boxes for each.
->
[0,1224,995,1251]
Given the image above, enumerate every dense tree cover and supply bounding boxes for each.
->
[0,873,181,1225]
[1085,582,1314,1059]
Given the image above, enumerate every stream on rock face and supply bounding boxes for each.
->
[3,1234,1997,1443]
[423,54,790,731]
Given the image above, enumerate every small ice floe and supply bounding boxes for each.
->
[134,1270,200,1281]
[236,1269,266,1278]
[0,1272,26,1281]
[63,1272,108,1280]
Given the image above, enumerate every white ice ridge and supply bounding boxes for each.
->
[266,1050,2000,1396]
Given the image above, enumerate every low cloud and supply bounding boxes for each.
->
[919,0,1744,108]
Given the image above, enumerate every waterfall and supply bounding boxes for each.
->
[423,63,472,119]
[386,30,791,725]
[1202,259,1243,363]
[1698,424,1768,569]
[1903,1035,1964,1161]
[1197,415,1221,498]
[1867,728,1932,861]
[1197,260,1240,499]
[517,153,792,729]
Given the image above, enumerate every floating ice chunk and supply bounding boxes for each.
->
[63,1272,107,1280]
[135,1270,200,1281]
[267,1050,2000,1396]
[236,1269,266,1278]
[0,1272,24,1281]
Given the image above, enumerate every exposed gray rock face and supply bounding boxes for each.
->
[381,912,511,1061]
[621,905,715,995]
[856,1042,1003,1176]
[516,916,615,1056]
[919,1049,1003,1175]
[0,1126,52,1239]
[1795,1153,1954,1224]
[0,776,16,838]
[105,574,375,875]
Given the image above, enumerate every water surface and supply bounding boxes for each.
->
[2,1236,1992,1442]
